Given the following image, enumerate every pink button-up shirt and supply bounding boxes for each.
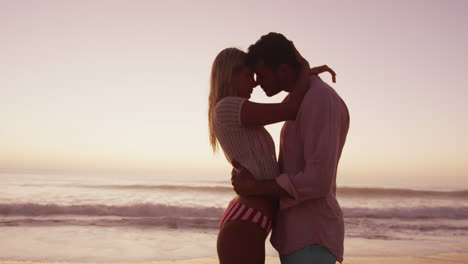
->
[270,76,350,263]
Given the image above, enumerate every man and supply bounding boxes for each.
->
[231,32,350,264]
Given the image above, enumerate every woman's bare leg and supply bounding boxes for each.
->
[217,220,267,264]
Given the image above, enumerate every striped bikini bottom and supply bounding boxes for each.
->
[219,200,272,234]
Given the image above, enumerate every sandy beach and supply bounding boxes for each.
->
[2,253,468,264]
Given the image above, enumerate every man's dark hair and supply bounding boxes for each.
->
[246,32,301,72]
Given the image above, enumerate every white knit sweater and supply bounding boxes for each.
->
[213,96,280,180]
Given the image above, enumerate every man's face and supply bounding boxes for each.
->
[253,59,283,97]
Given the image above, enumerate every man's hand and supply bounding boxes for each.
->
[231,164,258,196]
[231,161,291,199]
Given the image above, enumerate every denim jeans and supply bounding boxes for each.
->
[280,244,337,264]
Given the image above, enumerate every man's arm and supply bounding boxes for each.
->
[274,86,345,209]
[231,167,291,198]
[231,84,345,209]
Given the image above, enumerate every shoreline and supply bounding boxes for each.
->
[2,253,468,264]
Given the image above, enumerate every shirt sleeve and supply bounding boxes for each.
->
[214,96,247,128]
[275,89,343,210]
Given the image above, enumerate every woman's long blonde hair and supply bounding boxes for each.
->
[208,48,246,152]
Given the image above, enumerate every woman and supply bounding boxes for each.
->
[208,47,333,264]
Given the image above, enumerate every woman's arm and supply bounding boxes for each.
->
[239,100,298,127]
[310,65,336,83]
[240,51,311,127]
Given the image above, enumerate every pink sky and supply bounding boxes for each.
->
[1,0,467,189]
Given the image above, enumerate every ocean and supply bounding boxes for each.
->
[1,171,467,262]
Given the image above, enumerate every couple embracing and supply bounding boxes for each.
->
[208,32,349,264]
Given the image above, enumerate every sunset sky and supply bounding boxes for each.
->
[1,0,467,189]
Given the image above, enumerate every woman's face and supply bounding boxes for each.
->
[231,66,257,99]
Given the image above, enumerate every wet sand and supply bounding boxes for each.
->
[2,253,468,264]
